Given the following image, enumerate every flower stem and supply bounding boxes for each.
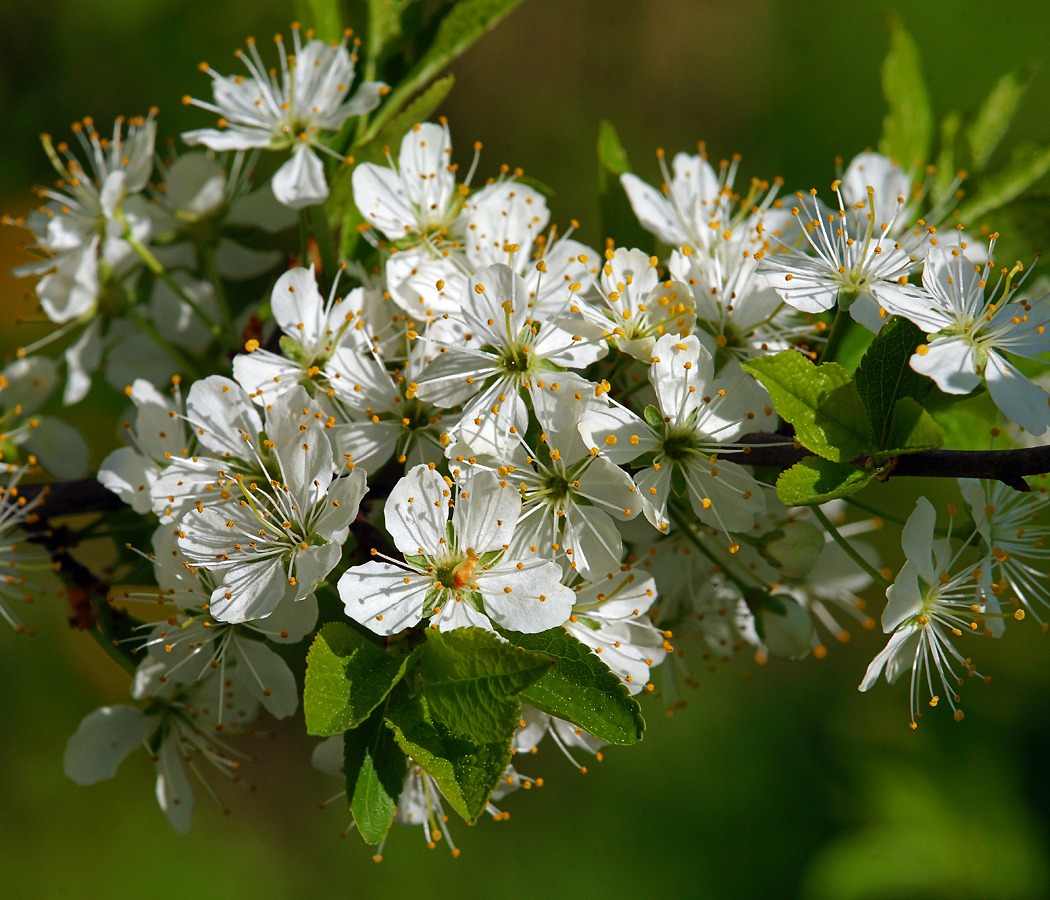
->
[819,306,852,364]
[202,244,237,346]
[812,504,891,589]
[668,505,759,593]
[300,205,339,291]
[118,213,223,339]
[125,307,205,380]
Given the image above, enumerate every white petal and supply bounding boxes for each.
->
[453,470,520,553]
[155,736,194,834]
[207,555,289,623]
[620,173,687,245]
[352,163,417,239]
[271,145,329,209]
[858,627,920,691]
[230,634,299,719]
[902,496,938,586]
[882,560,924,632]
[909,337,981,395]
[98,447,157,513]
[475,560,575,632]
[985,351,1050,435]
[64,706,151,786]
[338,561,429,635]
[184,375,263,458]
[63,319,103,405]
[385,465,450,555]
[24,416,90,479]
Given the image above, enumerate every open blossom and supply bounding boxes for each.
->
[183,25,385,209]
[99,377,190,513]
[0,356,89,478]
[64,668,255,834]
[961,476,1050,626]
[338,464,573,635]
[232,264,367,404]
[860,497,999,727]
[177,423,367,623]
[13,112,156,325]
[578,333,766,535]
[121,525,312,720]
[880,244,1050,435]
[452,383,640,577]
[570,247,695,362]
[757,182,931,333]
[513,705,606,771]
[566,567,668,692]
[414,263,606,456]
[149,377,335,524]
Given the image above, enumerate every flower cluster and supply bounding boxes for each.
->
[2,11,1048,861]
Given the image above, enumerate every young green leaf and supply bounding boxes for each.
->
[343,703,407,845]
[742,351,874,462]
[853,316,931,449]
[500,626,645,745]
[966,65,1037,174]
[420,627,552,744]
[598,120,653,252]
[878,14,933,167]
[882,397,946,456]
[776,457,876,506]
[385,693,511,823]
[304,622,417,736]
[361,0,524,142]
[956,142,1050,222]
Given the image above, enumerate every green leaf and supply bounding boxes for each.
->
[853,316,931,449]
[742,351,874,462]
[882,397,946,456]
[343,702,407,845]
[294,0,344,40]
[878,14,932,167]
[956,142,1050,222]
[385,693,510,823]
[329,73,456,234]
[362,0,524,142]
[642,404,663,430]
[304,622,417,736]
[776,457,876,506]
[366,0,422,63]
[597,120,653,252]
[931,393,1015,451]
[598,120,631,182]
[420,627,552,743]
[966,65,1037,174]
[501,626,645,745]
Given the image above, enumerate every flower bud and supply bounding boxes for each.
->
[760,521,824,579]
[745,590,813,660]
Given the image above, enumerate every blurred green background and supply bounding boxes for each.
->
[3,1,1050,898]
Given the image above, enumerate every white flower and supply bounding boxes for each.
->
[757,182,931,333]
[99,377,190,514]
[150,377,336,524]
[881,244,1050,435]
[338,464,573,635]
[512,705,606,771]
[183,26,385,209]
[414,263,606,456]
[451,383,640,577]
[961,476,1050,626]
[232,264,371,404]
[565,567,668,692]
[64,671,253,834]
[123,525,312,720]
[578,333,766,535]
[0,356,89,478]
[859,497,994,726]
[570,247,695,362]
[13,112,156,324]
[177,424,367,623]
